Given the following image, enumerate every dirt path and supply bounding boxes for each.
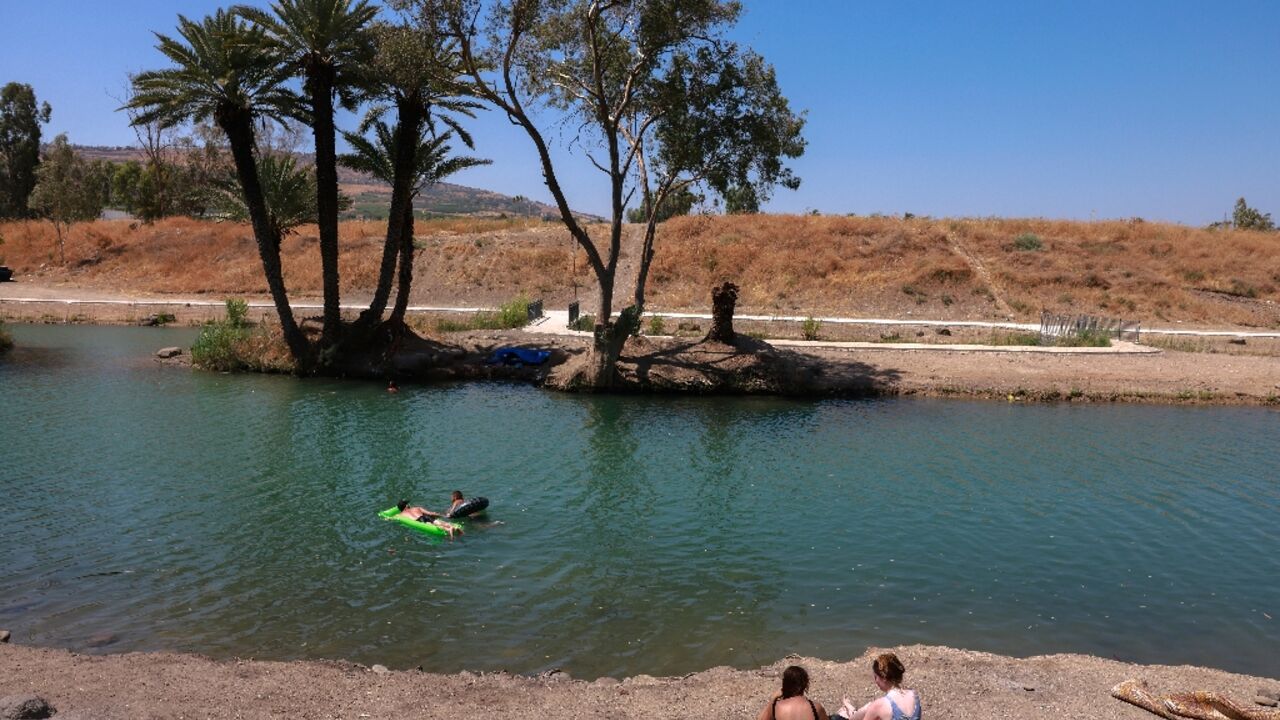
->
[3,643,1277,720]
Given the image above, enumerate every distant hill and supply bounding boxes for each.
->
[73,145,598,222]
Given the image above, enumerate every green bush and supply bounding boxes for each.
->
[647,315,667,336]
[434,296,530,332]
[1058,329,1111,348]
[154,312,177,326]
[801,316,822,341]
[191,321,251,370]
[1014,233,1043,251]
[569,313,596,332]
[225,298,249,327]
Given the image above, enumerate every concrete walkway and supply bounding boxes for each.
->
[2,285,1276,351]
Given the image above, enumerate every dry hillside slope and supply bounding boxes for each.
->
[1,214,1277,328]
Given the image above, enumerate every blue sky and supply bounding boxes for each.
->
[2,0,1277,223]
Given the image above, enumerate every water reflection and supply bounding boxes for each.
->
[2,324,1278,679]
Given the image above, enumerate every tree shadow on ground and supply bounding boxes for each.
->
[617,334,902,396]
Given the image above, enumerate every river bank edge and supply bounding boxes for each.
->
[4,641,1279,719]
[5,314,1280,406]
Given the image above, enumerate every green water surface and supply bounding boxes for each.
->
[1,324,1277,679]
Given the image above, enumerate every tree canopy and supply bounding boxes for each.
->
[28,135,105,264]
[0,82,52,219]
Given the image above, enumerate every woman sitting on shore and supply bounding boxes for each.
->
[757,665,830,720]
[834,653,920,720]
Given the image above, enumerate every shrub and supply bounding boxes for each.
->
[434,296,530,332]
[569,313,596,332]
[1059,329,1112,347]
[801,315,821,341]
[1014,233,1043,251]
[154,312,177,326]
[647,314,666,335]
[225,298,249,327]
[191,320,251,370]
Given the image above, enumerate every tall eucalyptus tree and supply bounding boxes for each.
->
[405,0,805,388]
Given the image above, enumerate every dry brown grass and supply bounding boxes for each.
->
[3,214,1277,328]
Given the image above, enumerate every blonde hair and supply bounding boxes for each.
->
[872,652,905,686]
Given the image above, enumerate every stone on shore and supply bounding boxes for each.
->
[0,630,10,643]
[372,664,390,675]
[0,695,54,720]
[156,347,183,359]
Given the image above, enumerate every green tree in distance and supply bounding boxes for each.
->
[28,135,105,265]
[408,0,805,387]
[125,10,314,367]
[626,186,698,224]
[1232,197,1275,232]
[0,82,52,219]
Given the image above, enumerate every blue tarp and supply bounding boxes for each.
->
[486,347,552,366]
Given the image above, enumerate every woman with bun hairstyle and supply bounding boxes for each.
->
[757,665,830,720]
[833,652,920,720]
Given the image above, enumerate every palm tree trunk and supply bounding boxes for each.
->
[389,202,415,326]
[309,69,343,349]
[358,97,422,329]
[218,108,312,368]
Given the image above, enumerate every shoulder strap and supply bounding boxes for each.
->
[807,697,818,720]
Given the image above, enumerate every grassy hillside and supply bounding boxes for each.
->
[2,214,1277,328]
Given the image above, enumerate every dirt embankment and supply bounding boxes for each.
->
[3,643,1278,720]
[2,214,1278,328]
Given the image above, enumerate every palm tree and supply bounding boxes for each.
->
[125,10,313,367]
[349,23,481,331]
[235,0,378,353]
[340,120,488,325]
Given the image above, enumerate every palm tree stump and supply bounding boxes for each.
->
[704,282,739,344]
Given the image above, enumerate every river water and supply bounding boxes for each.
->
[1,323,1277,679]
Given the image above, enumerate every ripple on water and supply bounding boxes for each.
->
[1,324,1278,677]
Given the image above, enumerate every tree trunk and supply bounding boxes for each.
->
[218,108,312,369]
[388,202,415,326]
[585,303,638,388]
[704,282,739,344]
[358,97,422,330]
[309,69,343,349]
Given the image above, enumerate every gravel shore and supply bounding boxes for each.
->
[4,643,1278,719]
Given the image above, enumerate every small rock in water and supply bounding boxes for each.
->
[156,347,183,359]
[372,664,390,675]
[86,632,118,648]
[0,694,55,719]
[0,629,10,643]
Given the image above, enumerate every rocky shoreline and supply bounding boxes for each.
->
[3,642,1279,719]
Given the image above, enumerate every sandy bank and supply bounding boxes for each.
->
[3,643,1279,719]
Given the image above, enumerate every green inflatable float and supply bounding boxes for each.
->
[378,507,461,537]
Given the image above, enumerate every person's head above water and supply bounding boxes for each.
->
[451,490,463,502]
[397,499,409,512]
[780,665,809,699]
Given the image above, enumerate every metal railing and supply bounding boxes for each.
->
[1039,311,1141,342]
